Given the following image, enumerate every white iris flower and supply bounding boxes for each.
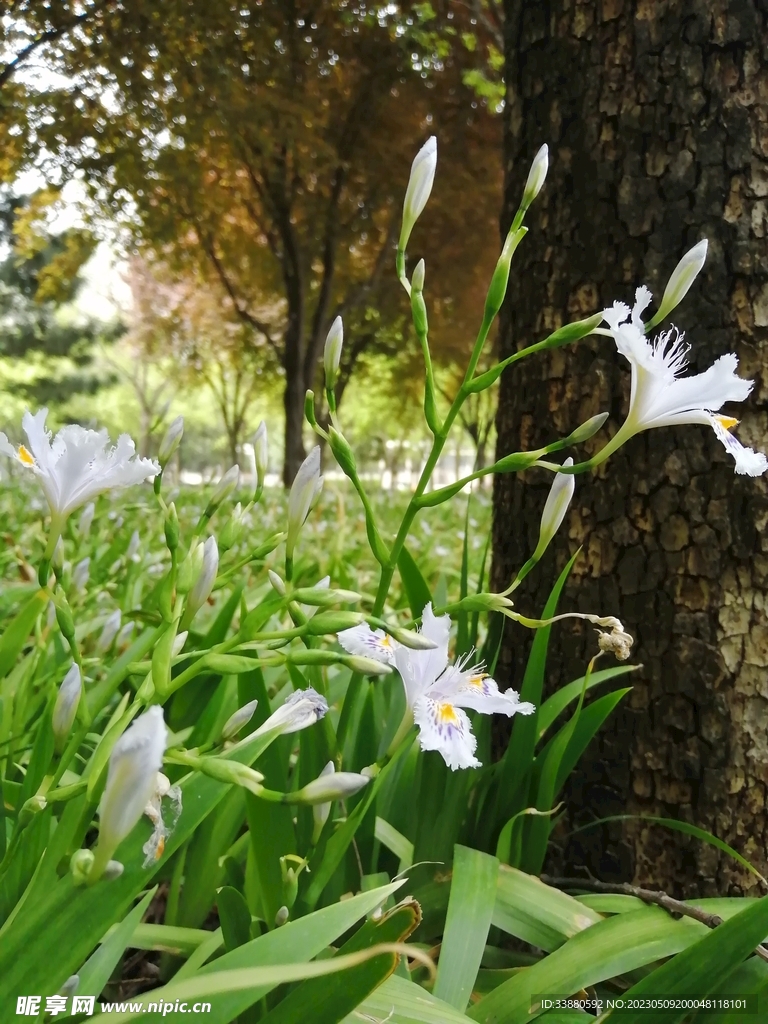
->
[339,604,535,771]
[93,705,168,878]
[599,287,768,476]
[0,409,159,526]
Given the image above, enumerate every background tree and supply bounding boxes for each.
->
[492,0,768,896]
[0,189,116,412]
[119,257,279,464]
[10,0,501,482]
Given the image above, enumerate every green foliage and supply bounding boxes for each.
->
[0,191,118,407]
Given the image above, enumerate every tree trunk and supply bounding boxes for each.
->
[494,0,768,896]
[282,293,307,486]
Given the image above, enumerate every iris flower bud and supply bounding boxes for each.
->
[190,755,264,794]
[91,706,168,881]
[399,136,437,252]
[96,609,122,653]
[311,761,336,842]
[184,536,218,622]
[158,415,184,466]
[176,540,204,594]
[268,569,287,596]
[164,502,180,552]
[649,239,708,328]
[72,556,90,592]
[532,458,575,562]
[221,698,259,740]
[521,144,548,211]
[126,529,140,561]
[295,762,370,805]
[286,447,323,565]
[323,316,344,390]
[252,687,328,739]
[205,465,239,518]
[253,421,268,492]
[220,502,245,551]
[52,664,82,752]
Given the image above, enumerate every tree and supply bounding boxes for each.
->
[0,189,116,408]
[119,257,278,464]
[10,1,501,483]
[492,0,768,896]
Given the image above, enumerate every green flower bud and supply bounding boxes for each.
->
[190,755,265,794]
[561,412,609,446]
[649,239,708,328]
[343,655,393,676]
[177,540,204,594]
[220,502,245,551]
[306,610,365,635]
[521,144,548,211]
[291,585,361,607]
[484,227,527,322]
[54,596,76,643]
[221,699,259,740]
[70,848,95,885]
[328,426,357,477]
[164,502,180,552]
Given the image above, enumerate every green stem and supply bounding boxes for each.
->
[396,248,410,296]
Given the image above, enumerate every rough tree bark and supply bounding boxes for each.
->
[493,0,768,895]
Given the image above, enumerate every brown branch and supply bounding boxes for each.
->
[542,875,768,964]
[336,205,399,320]
[200,235,282,359]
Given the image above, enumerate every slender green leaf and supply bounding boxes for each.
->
[536,665,637,737]
[77,888,157,999]
[0,590,47,680]
[259,899,420,1024]
[491,553,578,841]
[492,866,602,953]
[398,546,432,619]
[608,895,768,1024]
[93,882,406,1024]
[343,973,478,1024]
[218,886,252,952]
[470,906,708,1024]
[570,815,766,885]
[434,845,498,1011]
[375,816,414,870]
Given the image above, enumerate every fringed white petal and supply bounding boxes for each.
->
[4,409,159,520]
[337,623,397,665]
[710,416,768,477]
[393,602,451,708]
[413,696,480,771]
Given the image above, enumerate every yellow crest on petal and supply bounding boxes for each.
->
[437,703,459,725]
[715,415,739,431]
[17,445,35,467]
